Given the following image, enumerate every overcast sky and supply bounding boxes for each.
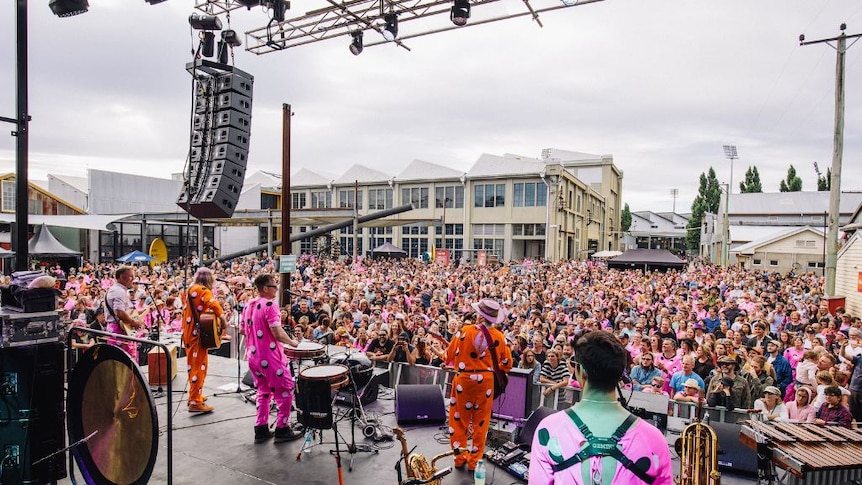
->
[1,0,861,213]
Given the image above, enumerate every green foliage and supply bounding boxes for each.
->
[621,204,632,232]
[739,166,763,193]
[817,167,831,191]
[686,167,721,250]
[779,165,803,192]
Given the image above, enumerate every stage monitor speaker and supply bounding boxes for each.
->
[711,420,758,476]
[332,370,383,407]
[0,342,67,483]
[242,370,256,388]
[492,367,534,420]
[514,407,557,450]
[395,384,446,425]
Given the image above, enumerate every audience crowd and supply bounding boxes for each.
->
[57,254,862,428]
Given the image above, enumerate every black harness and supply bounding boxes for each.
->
[550,409,656,484]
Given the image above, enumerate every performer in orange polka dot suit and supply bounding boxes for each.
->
[445,298,513,470]
[182,267,227,413]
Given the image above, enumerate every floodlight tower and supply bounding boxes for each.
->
[722,145,738,267]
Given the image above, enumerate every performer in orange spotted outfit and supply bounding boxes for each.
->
[445,298,513,470]
[183,267,227,413]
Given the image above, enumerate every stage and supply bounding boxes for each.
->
[57,352,759,485]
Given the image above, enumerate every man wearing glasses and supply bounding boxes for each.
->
[706,355,752,409]
[244,274,303,444]
[366,329,394,363]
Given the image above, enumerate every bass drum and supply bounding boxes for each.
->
[67,344,158,485]
[330,351,373,388]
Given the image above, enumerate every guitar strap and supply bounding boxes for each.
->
[187,288,202,333]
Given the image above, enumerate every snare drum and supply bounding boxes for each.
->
[284,340,326,360]
[299,364,350,390]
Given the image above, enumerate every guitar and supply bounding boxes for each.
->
[197,312,222,350]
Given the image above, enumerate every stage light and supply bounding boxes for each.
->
[269,0,288,22]
[49,0,89,17]
[349,30,363,55]
[560,0,578,5]
[189,13,223,31]
[144,0,169,4]
[382,13,398,41]
[222,29,243,48]
[201,32,215,57]
[450,0,470,26]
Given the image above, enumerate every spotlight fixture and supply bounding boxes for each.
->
[382,13,398,41]
[222,29,243,48]
[268,0,289,22]
[189,13,223,31]
[560,0,578,5]
[49,0,89,17]
[201,32,215,57]
[450,0,470,26]
[144,0,169,4]
[349,30,363,55]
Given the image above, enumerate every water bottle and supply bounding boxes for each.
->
[474,459,486,485]
[303,429,313,453]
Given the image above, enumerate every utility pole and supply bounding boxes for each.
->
[800,24,861,296]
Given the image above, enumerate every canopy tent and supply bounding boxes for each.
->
[592,250,623,259]
[28,224,81,257]
[606,249,685,272]
[116,250,156,263]
[371,242,408,259]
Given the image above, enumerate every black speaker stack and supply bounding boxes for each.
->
[178,59,254,219]
[0,341,67,484]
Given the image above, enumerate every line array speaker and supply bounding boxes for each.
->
[178,61,253,219]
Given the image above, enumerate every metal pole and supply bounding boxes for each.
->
[279,104,291,307]
[353,179,358,262]
[723,184,730,267]
[800,26,860,295]
[14,0,30,271]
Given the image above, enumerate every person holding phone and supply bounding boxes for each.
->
[387,331,417,365]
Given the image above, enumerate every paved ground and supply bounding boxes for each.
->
[58,352,759,485]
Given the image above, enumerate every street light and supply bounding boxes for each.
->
[721,183,730,267]
[723,144,738,194]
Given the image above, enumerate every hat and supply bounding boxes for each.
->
[763,386,781,396]
[717,355,738,367]
[155,299,164,306]
[398,331,410,341]
[395,313,405,320]
[720,377,734,387]
[471,298,505,324]
[618,333,630,340]
[683,378,700,389]
[693,323,704,330]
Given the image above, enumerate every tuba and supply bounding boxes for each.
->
[674,394,720,485]
[395,427,461,485]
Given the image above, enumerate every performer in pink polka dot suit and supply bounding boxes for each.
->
[244,273,303,443]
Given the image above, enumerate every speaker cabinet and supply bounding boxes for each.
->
[515,407,557,450]
[711,421,758,476]
[492,367,534,420]
[395,384,446,425]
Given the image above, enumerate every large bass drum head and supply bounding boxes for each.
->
[67,344,158,485]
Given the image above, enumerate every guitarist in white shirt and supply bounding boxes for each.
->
[105,266,146,361]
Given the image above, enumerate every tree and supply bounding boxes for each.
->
[686,168,721,250]
[817,167,831,191]
[739,166,763,193]
[621,203,632,232]
[779,165,802,192]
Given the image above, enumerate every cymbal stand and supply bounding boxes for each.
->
[213,308,248,399]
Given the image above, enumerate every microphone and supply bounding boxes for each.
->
[216,278,231,284]
[134,281,153,287]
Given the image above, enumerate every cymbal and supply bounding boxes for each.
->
[68,344,158,485]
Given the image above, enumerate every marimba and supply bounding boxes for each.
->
[740,420,862,484]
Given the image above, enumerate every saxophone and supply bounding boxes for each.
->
[674,396,720,485]
[394,427,461,485]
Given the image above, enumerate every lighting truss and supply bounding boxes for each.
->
[194,0,604,54]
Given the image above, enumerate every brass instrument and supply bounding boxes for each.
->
[394,427,461,485]
[674,395,720,485]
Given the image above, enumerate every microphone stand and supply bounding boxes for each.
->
[213,304,248,398]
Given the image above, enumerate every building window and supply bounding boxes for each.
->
[434,236,464,261]
[769,260,779,267]
[753,259,762,265]
[473,224,505,237]
[402,225,429,258]
[435,186,464,209]
[795,239,816,248]
[512,223,546,236]
[807,261,825,268]
[311,191,331,208]
[2,180,14,213]
[401,187,429,209]
[473,238,504,256]
[474,183,505,208]
[435,224,464,237]
[369,227,393,248]
[298,226,317,254]
[368,188,393,211]
[513,182,547,207]
[338,189,363,209]
[290,193,306,210]
[339,226,363,256]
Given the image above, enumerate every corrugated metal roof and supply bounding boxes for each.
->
[467,153,544,179]
[334,164,390,185]
[397,159,463,181]
[729,191,862,215]
[49,174,88,192]
[539,148,605,162]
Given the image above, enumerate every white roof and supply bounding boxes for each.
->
[49,173,89,192]
[540,148,605,162]
[291,168,331,188]
[0,214,131,231]
[397,160,463,181]
[467,153,544,179]
[730,191,862,215]
[334,164,391,185]
[731,226,824,255]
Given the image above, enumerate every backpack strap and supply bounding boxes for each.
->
[549,409,656,484]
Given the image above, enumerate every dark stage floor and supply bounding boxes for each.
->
[58,353,758,485]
